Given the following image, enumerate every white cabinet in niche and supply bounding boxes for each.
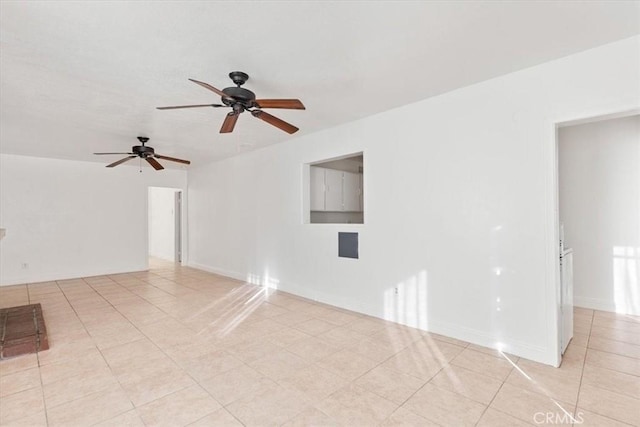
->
[342,171,361,212]
[310,166,325,211]
[324,168,344,211]
[310,166,363,212]
[359,174,363,211]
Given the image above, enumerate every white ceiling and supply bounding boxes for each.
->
[1,1,638,167]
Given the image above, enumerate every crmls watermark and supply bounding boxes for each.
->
[533,411,584,424]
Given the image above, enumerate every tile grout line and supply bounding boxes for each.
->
[80,270,236,424]
[98,271,308,425]
[377,352,453,427]
[50,277,143,422]
[6,265,639,427]
[575,310,640,426]
[473,381,511,427]
[28,282,51,427]
[270,329,407,426]
[79,279,148,425]
[81,276,204,421]
[468,349,519,426]
[572,309,593,426]
[216,317,422,425]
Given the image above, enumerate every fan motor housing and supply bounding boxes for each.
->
[222,87,256,106]
[132,145,154,157]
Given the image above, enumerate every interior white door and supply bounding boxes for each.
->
[343,171,361,211]
[324,168,343,211]
[174,191,182,263]
[561,248,574,354]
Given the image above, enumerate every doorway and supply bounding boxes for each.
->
[555,111,640,358]
[148,187,183,264]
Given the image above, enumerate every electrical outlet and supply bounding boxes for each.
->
[21,262,29,269]
[394,287,399,295]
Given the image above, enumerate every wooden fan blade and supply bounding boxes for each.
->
[251,110,299,134]
[154,154,191,165]
[220,112,239,133]
[95,152,134,155]
[106,156,137,168]
[254,99,305,110]
[146,157,164,170]
[189,78,233,100]
[156,104,226,110]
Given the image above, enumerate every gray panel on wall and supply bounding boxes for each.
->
[338,232,358,259]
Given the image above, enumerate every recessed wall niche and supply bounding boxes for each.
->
[307,153,363,224]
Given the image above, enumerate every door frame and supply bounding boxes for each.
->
[550,107,639,365]
[147,186,186,265]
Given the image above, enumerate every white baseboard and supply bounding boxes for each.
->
[285,279,553,364]
[0,264,149,287]
[426,319,553,365]
[148,252,174,262]
[186,261,247,282]
[574,296,639,316]
[186,261,556,366]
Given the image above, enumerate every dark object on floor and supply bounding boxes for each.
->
[0,303,49,359]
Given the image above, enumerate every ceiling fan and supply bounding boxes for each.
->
[157,71,305,134]
[94,136,190,170]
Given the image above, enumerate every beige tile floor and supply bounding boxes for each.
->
[0,259,638,426]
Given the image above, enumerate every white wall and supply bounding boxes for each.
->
[0,154,187,285]
[148,187,179,261]
[559,115,639,315]
[188,36,640,366]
